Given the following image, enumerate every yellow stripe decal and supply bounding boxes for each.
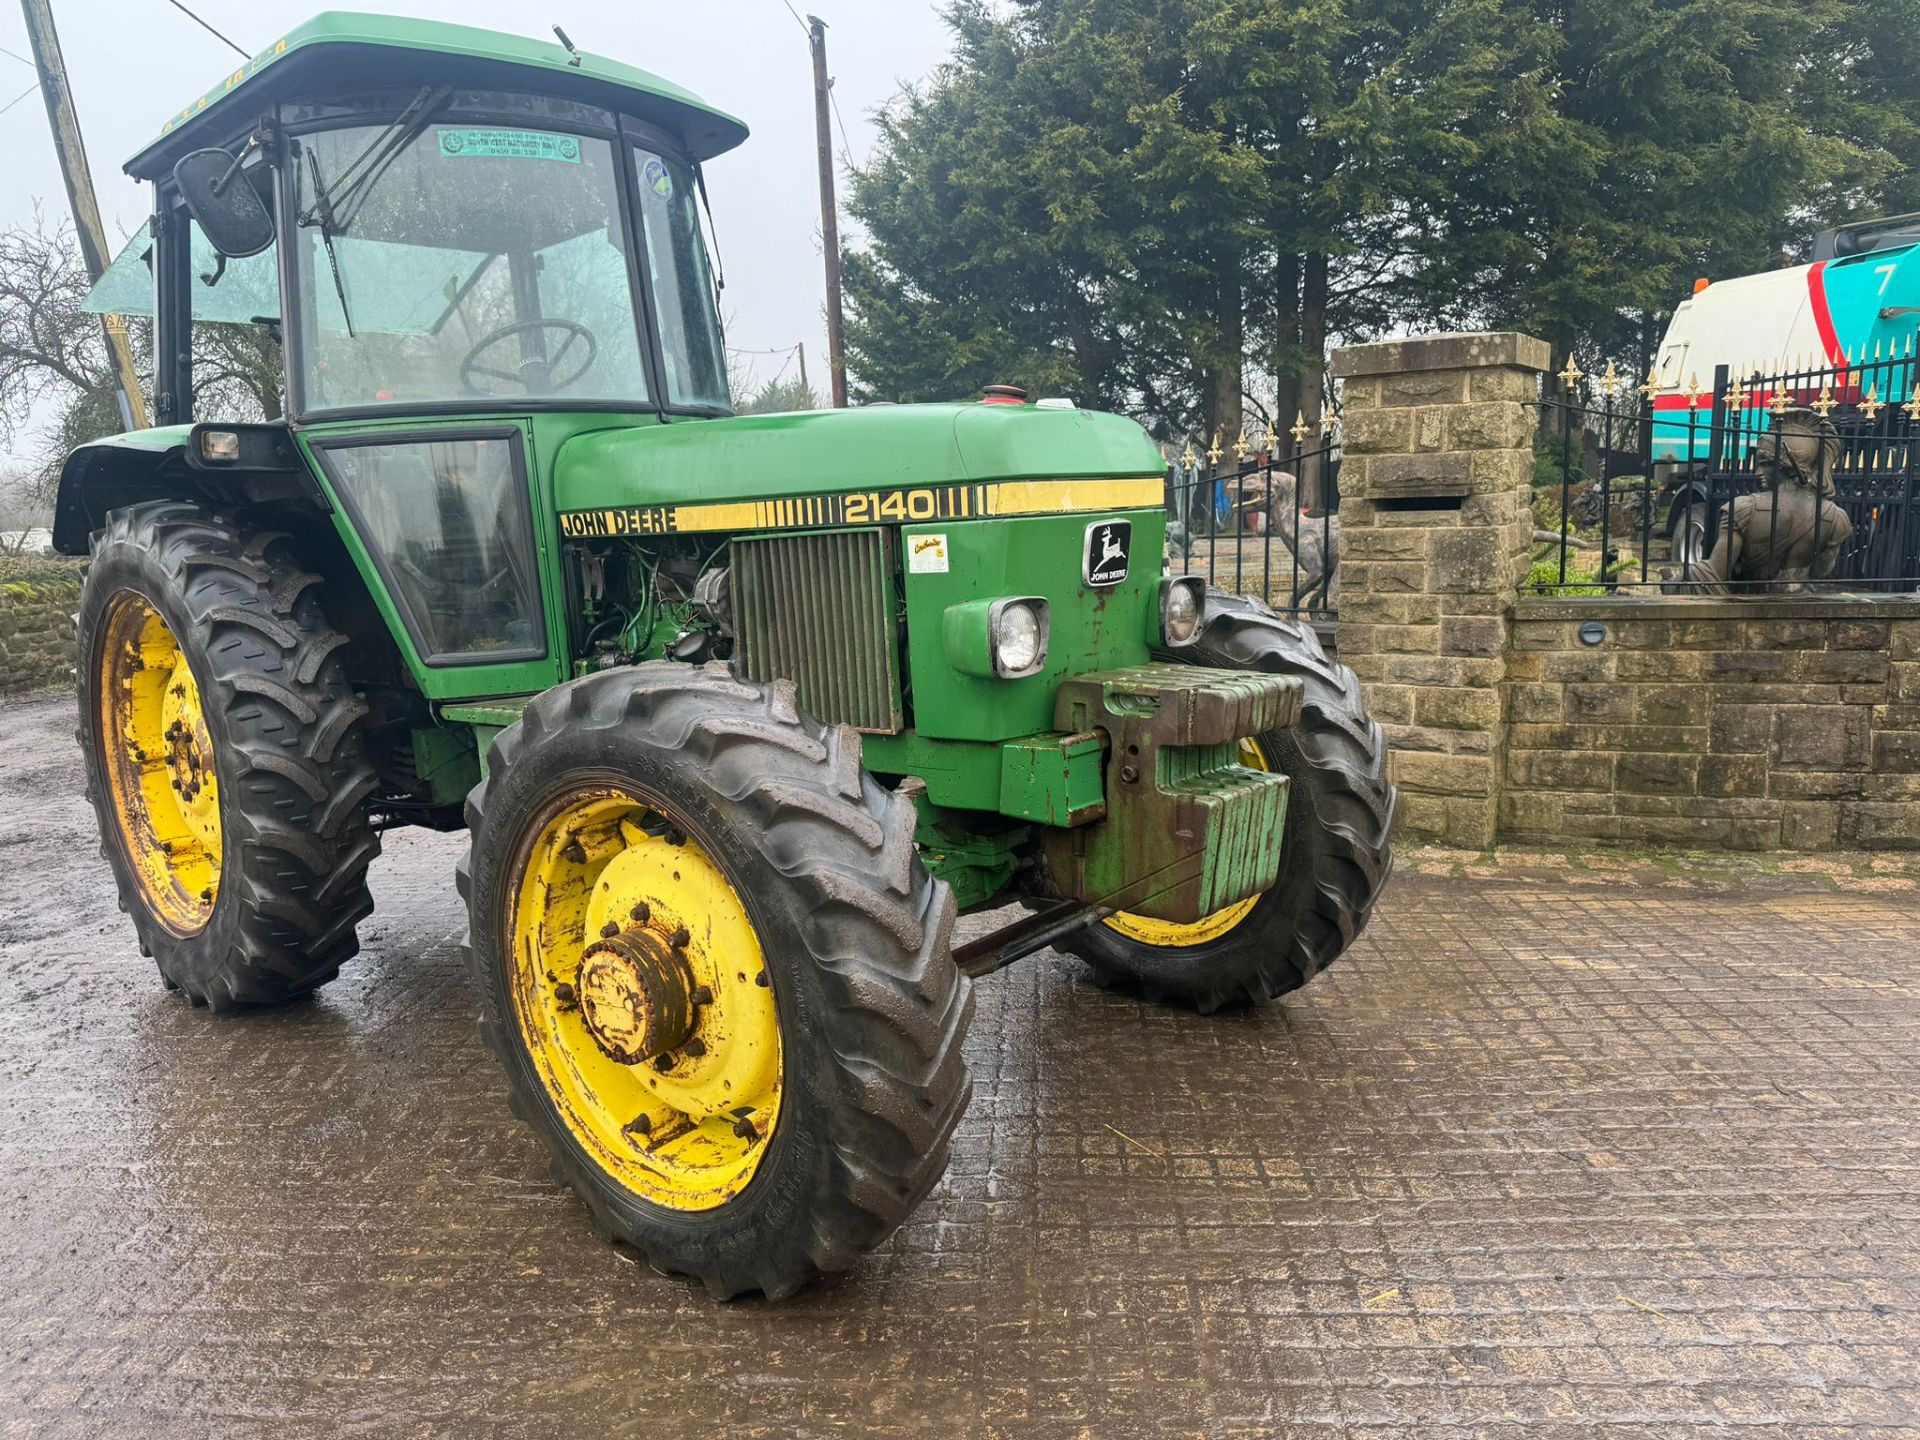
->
[558,477,1163,540]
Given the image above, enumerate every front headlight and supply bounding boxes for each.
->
[1160,577,1205,647]
[989,598,1050,678]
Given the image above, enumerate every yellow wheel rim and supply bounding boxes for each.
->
[508,785,782,1212]
[1102,737,1271,949]
[97,591,223,936]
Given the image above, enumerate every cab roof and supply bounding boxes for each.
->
[126,10,749,180]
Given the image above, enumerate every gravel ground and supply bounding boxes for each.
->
[1,690,1916,1439]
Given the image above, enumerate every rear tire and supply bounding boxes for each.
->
[78,501,380,1010]
[461,663,972,1299]
[1060,590,1396,1011]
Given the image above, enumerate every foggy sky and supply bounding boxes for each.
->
[0,0,957,464]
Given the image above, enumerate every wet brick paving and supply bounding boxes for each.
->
[1,691,1916,1438]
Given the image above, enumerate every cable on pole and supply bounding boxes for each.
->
[163,0,249,61]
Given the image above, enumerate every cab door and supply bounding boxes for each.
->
[300,418,568,702]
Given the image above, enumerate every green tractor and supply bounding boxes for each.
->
[60,14,1396,1298]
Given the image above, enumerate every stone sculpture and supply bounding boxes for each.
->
[1680,408,1853,596]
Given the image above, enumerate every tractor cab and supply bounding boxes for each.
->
[92,13,738,427]
[71,13,744,697]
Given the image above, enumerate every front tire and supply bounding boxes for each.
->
[1060,591,1396,1011]
[78,502,380,1010]
[461,664,972,1299]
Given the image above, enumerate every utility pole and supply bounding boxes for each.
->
[807,15,848,409]
[796,342,809,400]
[19,0,150,431]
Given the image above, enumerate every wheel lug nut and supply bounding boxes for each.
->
[553,982,577,1007]
[561,841,586,864]
[683,1037,706,1058]
[599,921,620,939]
[653,1054,676,1073]
[199,888,213,901]
[755,969,769,988]
[629,902,650,923]
[691,985,713,1006]
[732,1114,758,1140]
[623,1113,652,1137]
[669,925,690,949]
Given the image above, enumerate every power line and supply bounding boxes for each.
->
[828,87,856,168]
[779,0,811,37]
[163,0,249,60]
[0,79,35,116]
[0,42,34,68]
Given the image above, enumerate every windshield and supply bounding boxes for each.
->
[292,114,649,412]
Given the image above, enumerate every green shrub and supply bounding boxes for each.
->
[0,555,83,587]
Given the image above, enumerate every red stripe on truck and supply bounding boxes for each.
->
[1808,261,1849,372]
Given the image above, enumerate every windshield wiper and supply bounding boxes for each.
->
[303,148,357,338]
[298,84,454,236]
[295,84,455,338]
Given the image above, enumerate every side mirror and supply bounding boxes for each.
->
[173,148,274,258]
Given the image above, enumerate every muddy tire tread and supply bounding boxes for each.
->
[460,663,971,1300]
[79,501,380,1010]
[1060,590,1396,1011]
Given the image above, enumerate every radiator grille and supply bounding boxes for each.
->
[732,528,904,733]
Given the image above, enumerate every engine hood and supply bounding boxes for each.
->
[552,402,1164,516]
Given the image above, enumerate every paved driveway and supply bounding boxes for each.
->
[1,692,1916,1438]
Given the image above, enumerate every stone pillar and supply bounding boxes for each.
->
[1331,332,1549,848]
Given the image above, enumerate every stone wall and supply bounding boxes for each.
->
[1329,328,1920,852]
[0,558,82,697]
[1503,596,1920,849]
[1332,332,1549,848]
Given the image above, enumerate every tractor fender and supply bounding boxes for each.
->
[52,422,329,555]
[51,427,199,554]
[54,423,412,705]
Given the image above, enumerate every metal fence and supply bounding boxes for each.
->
[1164,421,1342,621]
[1538,344,1920,595]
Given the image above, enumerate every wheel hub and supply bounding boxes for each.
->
[577,928,698,1065]
[97,591,223,935]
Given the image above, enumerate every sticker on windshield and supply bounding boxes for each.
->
[439,129,581,164]
[642,156,675,198]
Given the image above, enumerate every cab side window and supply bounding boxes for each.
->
[314,432,544,664]
[187,175,284,421]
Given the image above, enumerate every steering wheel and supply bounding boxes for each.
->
[459,319,598,397]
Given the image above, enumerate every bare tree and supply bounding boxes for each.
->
[0,209,123,498]
[1,211,283,502]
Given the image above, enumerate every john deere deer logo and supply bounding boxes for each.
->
[1085,519,1132,587]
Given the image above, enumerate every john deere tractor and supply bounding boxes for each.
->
[59,14,1396,1298]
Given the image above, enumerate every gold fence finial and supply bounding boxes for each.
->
[1862,384,1883,421]
[1726,378,1747,413]
[1811,382,1838,419]
[1208,431,1224,466]
[1686,372,1705,410]
[1289,410,1312,445]
[1638,366,1660,403]
[1558,354,1584,389]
